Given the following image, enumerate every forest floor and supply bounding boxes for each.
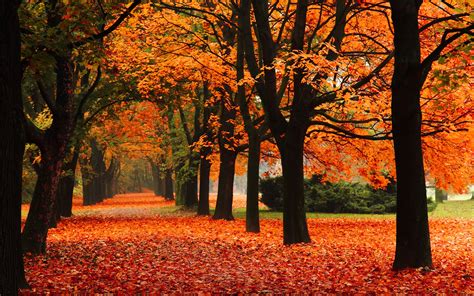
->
[20,193,473,294]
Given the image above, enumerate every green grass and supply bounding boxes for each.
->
[229,208,394,219]
[429,199,474,218]
[230,199,474,220]
[153,199,473,220]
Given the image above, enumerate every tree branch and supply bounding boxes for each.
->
[71,0,141,48]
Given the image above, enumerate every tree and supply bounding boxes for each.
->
[389,0,473,269]
[20,0,141,254]
[0,0,28,292]
[390,0,432,269]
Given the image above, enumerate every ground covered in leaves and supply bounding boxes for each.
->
[20,194,473,294]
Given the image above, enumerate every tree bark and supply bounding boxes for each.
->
[236,8,261,232]
[213,149,237,220]
[90,140,106,204]
[22,49,76,254]
[0,0,29,291]
[248,0,311,243]
[22,149,65,254]
[213,92,238,220]
[184,154,199,208]
[390,0,432,269]
[280,0,311,244]
[246,134,261,232]
[81,155,94,206]
[151,161,164,196]
[197,156,211,215]
[104,158,119,199]
[164,168,174,201]
[58,146,79,217]
[282,121,311,244]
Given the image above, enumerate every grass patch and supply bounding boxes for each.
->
[429,199,474,218]
[231,208,394,219]
[230,199,473,220]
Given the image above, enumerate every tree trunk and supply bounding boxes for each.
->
[90,140,106,204]
[81,161,94,206]
[235,11,261,232]
[104,158,119,199]
[22,150,65,254]
[390,0,432,269]
[58,146,79,217]
[164,168,174,201]
[22,49,76,254]
[246,134,261,232]
[0,0,28,290]
[281,122,311,244]
[213,149,237,220]
[197,156,211,215]
[151,161,164,196]
[184,154,199,208]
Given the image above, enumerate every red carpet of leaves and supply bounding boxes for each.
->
[20,194,473,294]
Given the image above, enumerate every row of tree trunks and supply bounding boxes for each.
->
[82,140,119,206]
[0,0,28,291]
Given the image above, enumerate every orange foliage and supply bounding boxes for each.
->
[102,1,473,193]
[21,194,473,294]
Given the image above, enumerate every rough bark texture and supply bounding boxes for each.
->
[390,0,432,269]
[0,0,29,291]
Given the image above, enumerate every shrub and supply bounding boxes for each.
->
[260,176,285,211]
[260,176,435,214]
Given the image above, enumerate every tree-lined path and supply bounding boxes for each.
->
[20,193,472,294]
[2,0,473,293]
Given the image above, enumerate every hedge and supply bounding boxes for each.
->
[260,176,436,214]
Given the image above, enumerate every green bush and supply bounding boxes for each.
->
[260,176,436,214]
[260,176,285,211]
